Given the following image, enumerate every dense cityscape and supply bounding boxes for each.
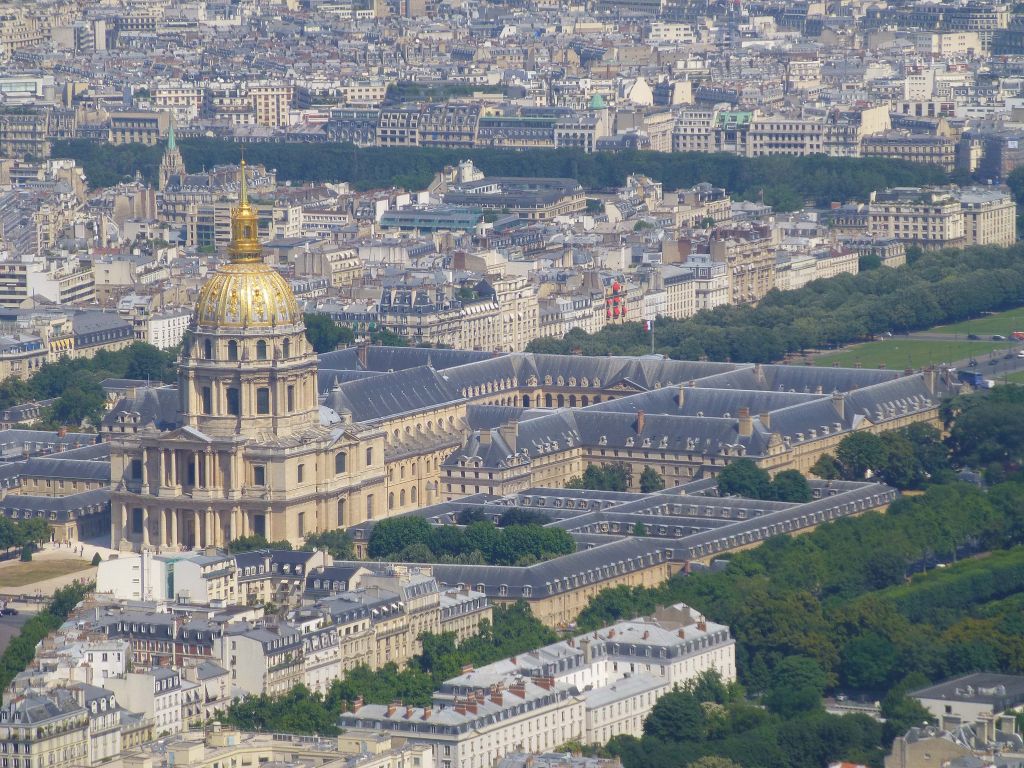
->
[1,1,1024,768]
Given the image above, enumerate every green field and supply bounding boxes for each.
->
[933,307,1024,337]
[814,339,1004,369]
[0,558,93,588]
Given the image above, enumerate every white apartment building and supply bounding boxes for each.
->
[147,307,192,350]
[868,187,966,248]
[103,667,183,735]
[340,604,735,768]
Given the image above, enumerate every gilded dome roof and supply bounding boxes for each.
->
[195,262,301,329]
[193,160,302,330]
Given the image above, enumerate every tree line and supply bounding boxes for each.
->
[528,243,1024,362]
[365,515,575,566]
[0,582,92,690]
[227,530,354,560]
[52,139,948,212]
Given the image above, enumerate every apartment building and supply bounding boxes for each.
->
[147,307,192,350]
[868,187,967,248]
[443,178,587,222]
[957,187,1017,246]
[862,132,957,172]
[249,82,294,128]
[108,111,171,146]
[0,689,90,768]
[103,667,184,735]
[152,83,203,123]
[339,604,734,767]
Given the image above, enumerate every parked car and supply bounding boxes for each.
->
[968,334,981,340]
[993,335,1007,341]
[0,607,18,616]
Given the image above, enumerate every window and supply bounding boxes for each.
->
[228,340,238,361]
[366,494,374,520]
[130,458,143,480]
[337,498,346,526]
[256,387,270,414]
[201,386,212,415]
[366,447,373,466]
[335,452,347,474]
[287,385,295,412]
[227,388,240,416]
[203,338,212,359]
[298,464,305,483]
[253,466,266,486]
[256,340,267,360]
[283,338,291,357]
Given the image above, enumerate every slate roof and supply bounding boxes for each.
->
[21,457,111,483]
[102,386,180,431]
[323,365,462,422]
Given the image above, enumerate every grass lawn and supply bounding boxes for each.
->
[0,558,93,588]
[1003,370,1024,385]
[933,307,1024,337]
[814,339,1005,369]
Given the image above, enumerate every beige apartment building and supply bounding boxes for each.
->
[152,82,203,123]
[710,225,780,305]
[0,689,90,768]
[868,187,966,248]
[959,187,1017,246]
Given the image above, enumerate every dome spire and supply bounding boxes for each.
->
[227,158,262,263]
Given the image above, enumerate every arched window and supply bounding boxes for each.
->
[388,492,395,510]
[545,394,552,407]
[557,394,565,408]
[228,340,238,361]
[256,340,267,360]
[523,394,531,407]
[411,486,417,503]
[283,338,290,357]
[400,489,406,506]
[337,498,345,526]
[335,452,347,474]
[203,339,212,360]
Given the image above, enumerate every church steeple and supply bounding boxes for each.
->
[227,160,263,264]
[158,120,185,191]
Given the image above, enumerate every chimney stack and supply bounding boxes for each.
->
[422,707,432,720]
[386,701,399,717]
[738,407,752,437]
[676,384,685,409]
[353,696,364,712]
[479,430,492,447]
[831,391,845,420]
[758,412,771,430]
[405,705,414,719]
[461,663,474,674]
[498,421,518,452]
[636,410,646,434]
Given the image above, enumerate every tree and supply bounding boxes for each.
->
[771,470,812,502]
[367,517,433,559]
[633,522,648,536]
[835,431,889,480]
[45,382,106,429]
[717,459,772,500]
[810,454,842,480]
[764,656,827,718]
[302,530,353,559]
[228,535,293,553]
[304,313,354,354]
[643,688,706,742]
[123,342,174,382]
[639,467,666,493]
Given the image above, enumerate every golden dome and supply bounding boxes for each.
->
[194,160,302,329]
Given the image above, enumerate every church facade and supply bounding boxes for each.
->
[108,165,386,551]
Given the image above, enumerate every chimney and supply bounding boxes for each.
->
[831,391,845,420]
[697,620,707,632]
[903,367,914,377]
[924,366,937,394]
[608,628,615,638]
[405,705,414,719]
[758,412,771,430]
[353,696,364,711]
[498,421,518,452]
[510,680,527,698]
[677,628,686,639]
[636,410,645,434]
[676,384,685,409]
[738,407,752,437]
[386,701,399,717]
[461,663,474,674]
[491,691,503,705]
[466,700,478,714]
[642,630,649,640]
[356,340,369,369]
[454,701,467,715]
[422,707,432,720]
[475,690,485,703]
[533,675,555,690]
[479,430,492,447]
[58,426,67,437]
